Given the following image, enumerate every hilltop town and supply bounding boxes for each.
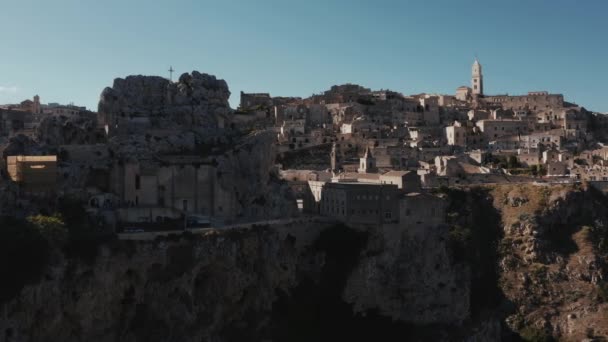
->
[1,61,608,341]
[1,59,607,231]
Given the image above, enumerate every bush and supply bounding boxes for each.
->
[0,217,51,303]
[27,215,67,245]
[57,196,112,262]
[519,326,554,342]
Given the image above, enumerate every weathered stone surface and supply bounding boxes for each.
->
[35,115,98,146]
[1,134,42,159]
[213,131,298,221]
[98,71,231,131]
[344,224,470,325]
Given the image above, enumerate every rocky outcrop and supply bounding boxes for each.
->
[35,115,98,146]
[98,71,231,131]
[0,134,41,159]
[213,131,298,221]
[494,184,608,340]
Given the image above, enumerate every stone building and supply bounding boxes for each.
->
[562,108,588,138]
[546,161,568,176]
[15,95,42,114]
[455,86,471,102]
[379,170,421,192]
[400,193,446,228]
[522,132,563,149]
[239,92,272,110]
[445,121,467,146]
[467,109,490,121]
[43,104,85,116]
[111,156,237,224]
[571,165,608,181]
[309,180,400,225]
[542,149,573,167]
[6,155,57,191]
[310,84,372,104]
[445,121,485,148]
[482,92,564,112]
[280,118,306,139]
[280,169,332,213]
[516,149,542,167]
[476,119,529,140]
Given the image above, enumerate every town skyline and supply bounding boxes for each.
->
[2,2,608,339]
[0,0,606,112]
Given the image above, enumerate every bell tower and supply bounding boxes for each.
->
[471,58,483,96]
[358,146,377,174]
[33,95,41,114]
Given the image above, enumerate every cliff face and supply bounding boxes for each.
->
[0,222,323,342]
[213,131,298,221]
[1,185,607,341]
[344,223,471,326]
[494,184,608,340]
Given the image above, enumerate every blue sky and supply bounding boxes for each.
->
[0,0,606,112]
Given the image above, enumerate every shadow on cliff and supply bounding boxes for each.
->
[441,187,522,340]
[443,187,505,315]
[265,224,461,342]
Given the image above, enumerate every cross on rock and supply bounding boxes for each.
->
[169,66,175,82]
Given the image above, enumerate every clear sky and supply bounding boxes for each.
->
[0,0,606,112]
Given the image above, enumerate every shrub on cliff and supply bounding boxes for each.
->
[57,196,113,262]
[519,326,554,342]
[0,216,51,303]
[27,215,67,246]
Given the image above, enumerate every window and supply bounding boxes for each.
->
[182,200,188,212]
[135,174,141,190]
[384,212,392,219]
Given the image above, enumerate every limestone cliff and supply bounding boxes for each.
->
[98,71,231,131]
[213,131,297,221]
[1,185,607,341]
[494,184,608,340]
